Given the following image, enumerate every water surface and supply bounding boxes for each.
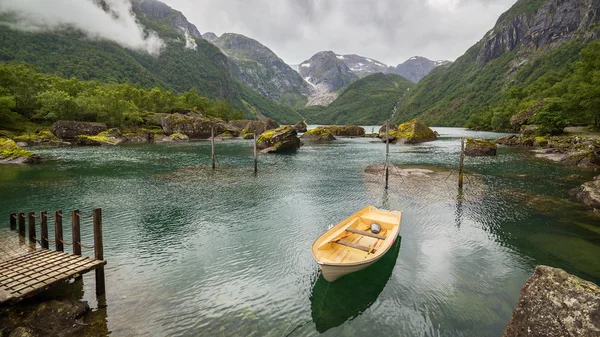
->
[0,127,598,336]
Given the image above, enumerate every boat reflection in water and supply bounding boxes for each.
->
[310,237,401,333]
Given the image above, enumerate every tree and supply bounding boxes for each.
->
[567,41,600,127]
[208,99,243,122]
[34,90,78,121]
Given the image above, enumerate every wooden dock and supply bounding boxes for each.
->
[0,209,106,305]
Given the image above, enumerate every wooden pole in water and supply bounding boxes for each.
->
[9,213,16,230]
[40,211,49,249]
[27,212,36,244]
[385,118,390,190]
[93,208,105,296]
[211,125,216,170]
[72,210,81,256]
[253,132,258,174]
[55,210,64,252]
[458,137,465,188]
[18,213,25,236]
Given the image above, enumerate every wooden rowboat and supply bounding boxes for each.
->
[311,205,401,282]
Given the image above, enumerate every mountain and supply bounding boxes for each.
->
[300,73,415,125]
[391,56,450,83]
[0,0,301,124]
[336,54,389,78]
[298,51,358,106]
[203,32,310,109]
[397,0,600,127]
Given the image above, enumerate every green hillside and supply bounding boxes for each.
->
[395,0,600,130]
[0,7,299,124]
[302,73,414,125]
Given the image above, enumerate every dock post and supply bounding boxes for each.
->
[40,211,49,249]
[253,132,258,174]
[211,125,216,170]
[9,213,16,230]
[55,210,64,252]
[93,208,105,296]
[385,118,390,190]
[27,212,36,244]
[458,137,465,189]
[18,213,25,236]
[72,210,81,256]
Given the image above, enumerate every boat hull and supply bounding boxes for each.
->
[319,256,381,282]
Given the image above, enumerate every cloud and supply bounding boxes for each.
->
[0,0,164,55]
[162,0,516,65]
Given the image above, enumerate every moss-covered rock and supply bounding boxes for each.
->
[465,138,497,156]
[378,123,398,140]
[301,127,336,141]
[239,119,279,139]
[75,130,126,146]
[391,119,437,144]
[534,136,548,147]
[160,112,238,139]
[51,121,107,140]
[503,265,600,337]
[13,130,66,146]
[0,138,40,164]
[257,126,301,153]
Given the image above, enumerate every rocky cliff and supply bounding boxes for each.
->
[336,54,389,78]
[204,33,310,105]
[476,0,600,66]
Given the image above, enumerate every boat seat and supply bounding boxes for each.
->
[334,240,377,253]
[345,228,386,240]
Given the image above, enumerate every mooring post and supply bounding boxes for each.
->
[27,212,36,244]
[93,208,105,296]
[55,210,64,252]
[211,125,216,170]
[253,132,258,174]
[385,118,390,190]
[40,211,49,249]
[72,210,81,256]
[9,213,16,230]
[18,213,25,236]
[458,137,465,189]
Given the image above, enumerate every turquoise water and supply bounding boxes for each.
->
[0,127,598,336]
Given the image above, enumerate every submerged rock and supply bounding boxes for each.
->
[391,119,437,144]
[301,127,336,141]
[52,121,107,140]
[570,175,600,210]
[293,121,307,133]
[503,265,600,337]
[0,299,89,337]
[0,138,41,164]
[465,138,497,156]
[257,126,301,153]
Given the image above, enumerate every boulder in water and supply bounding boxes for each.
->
[293,121,307,133]
[257,126,301,153]
[160,113,237,139]
[391,119,437,144]
[503,265,600,337]
[0,138,41,164]
[378,123,398,140]
[465,138,497,156]
[301,127,336,141]
[569,175,600,210]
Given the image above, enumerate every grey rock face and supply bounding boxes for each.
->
[337,54,389,78]
[477,0,600,66]
[570,175,600,209]
[132,0,202,39]
[51,121,107,139]
[299,51,358,106]
[392,56,448,83]
[207,33,310,101]
[503,265,600,337]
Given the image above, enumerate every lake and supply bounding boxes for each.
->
[0,127,599,337]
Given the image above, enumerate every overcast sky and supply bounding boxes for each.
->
[162,0,517,65]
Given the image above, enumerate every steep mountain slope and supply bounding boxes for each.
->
[301,73,415,125]
[397,0,600,126]
[204,32,310,108]
[299,51,358,106]
[0,0,300,123]
[392,56,449,82]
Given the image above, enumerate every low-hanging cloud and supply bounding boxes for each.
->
[164,0,517,65]
[0,0,164,55]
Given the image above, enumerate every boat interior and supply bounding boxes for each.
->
[313,209,401,265]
